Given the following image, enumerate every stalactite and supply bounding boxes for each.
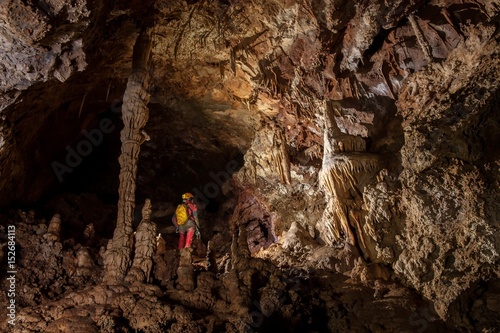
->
[333,134,366,153]
[408,14,433,63]
[125,199,157,284]
[320,154,378,195]
[103,29,153,284]
[272,128,291,184]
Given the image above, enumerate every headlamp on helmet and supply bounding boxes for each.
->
[182,192,194,200]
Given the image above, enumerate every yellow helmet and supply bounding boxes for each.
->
[182,192,194,200]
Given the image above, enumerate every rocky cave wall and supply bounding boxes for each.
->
[0,0,499,332]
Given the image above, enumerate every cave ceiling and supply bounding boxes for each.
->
[0,0,496,206]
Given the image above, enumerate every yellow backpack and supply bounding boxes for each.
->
[175,204,189,225]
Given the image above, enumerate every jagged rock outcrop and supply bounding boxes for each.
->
[393,23,500,323]
[0,0,89,108]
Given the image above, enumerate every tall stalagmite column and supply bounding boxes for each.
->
[103,30,152,284]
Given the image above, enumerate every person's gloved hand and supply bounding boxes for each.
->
[195,228,201,239]
[175,227,179,234]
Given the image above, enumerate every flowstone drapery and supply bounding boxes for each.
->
[318,102,380,260]
[239,124,291,185]
[103,30,153,284]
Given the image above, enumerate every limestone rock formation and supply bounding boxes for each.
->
[103,30,153,284]
[239,124,291,185]
[394,22,500,321]
[0,0,499,331]
[318,101,380,255]
[176,248,195,291]
[44,214,62,243]
[125,198,157,284]
[75,247,94,277]
[0,0,89,107]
